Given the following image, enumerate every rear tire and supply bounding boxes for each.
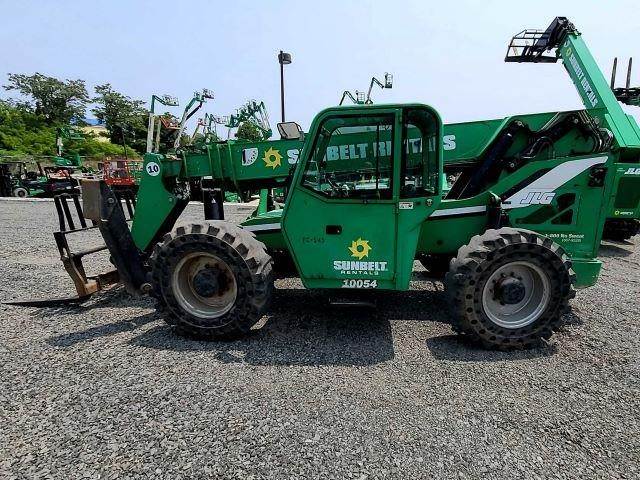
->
[445,228,575,350]
[151,222,273,340]
[602,219,639,242]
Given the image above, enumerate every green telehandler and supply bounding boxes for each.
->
[17,17,640,350]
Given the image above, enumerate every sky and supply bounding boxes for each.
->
[1,0,639,133]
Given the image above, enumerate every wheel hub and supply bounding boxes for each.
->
[495,277,526,305]
[481,261,551,329]
[171,252,238,319]
[192,267,227,298]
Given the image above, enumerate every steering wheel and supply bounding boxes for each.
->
[326,175,349,198]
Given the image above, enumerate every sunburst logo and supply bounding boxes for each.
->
[263,147,282,169]
[348,238,372,259]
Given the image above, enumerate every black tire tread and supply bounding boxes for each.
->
[445,227,576,350]
[150,221,273,340]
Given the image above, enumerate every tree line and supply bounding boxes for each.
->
[0,73,181,158]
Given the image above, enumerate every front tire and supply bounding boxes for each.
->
[445,228,575,350]
[151,222,273,340]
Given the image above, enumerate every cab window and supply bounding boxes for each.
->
[301,114,395,200]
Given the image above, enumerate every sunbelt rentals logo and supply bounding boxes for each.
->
[333,238,388,276]
[348,238,371,259]
[263,147,282,169]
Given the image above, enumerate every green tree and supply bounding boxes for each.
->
[0,99,133,158]
[92,84,148,154]
[235,121,265,142]
[3,73,89,124]
[0,99,55,155]
[66,132,137,158]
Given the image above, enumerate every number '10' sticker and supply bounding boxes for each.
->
[146,162,161,176]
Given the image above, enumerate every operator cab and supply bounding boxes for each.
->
[282,104,443,290]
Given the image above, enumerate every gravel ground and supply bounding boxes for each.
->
[0,199,639,479]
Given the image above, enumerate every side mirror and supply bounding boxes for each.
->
[277,121,304,141]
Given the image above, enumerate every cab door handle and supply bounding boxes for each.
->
[326,225,342,235]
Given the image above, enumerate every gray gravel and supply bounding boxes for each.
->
[0,199,639,479]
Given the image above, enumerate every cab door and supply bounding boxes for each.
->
[395,106,444,288]
[282,108,400,290]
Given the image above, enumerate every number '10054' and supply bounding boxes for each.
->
[341,279,378,289]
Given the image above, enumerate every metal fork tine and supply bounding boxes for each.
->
[60,196,76,231]
[73,195,87,229]
[53,196,66,231]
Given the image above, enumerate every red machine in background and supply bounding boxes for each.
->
[102,159,142,195]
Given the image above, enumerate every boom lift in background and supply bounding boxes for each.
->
[202,114,219,143]
[339,73,393,105]
[190,113,224,144]
[146,94,179,154]
[190,116,208,144]
[221,100,272,140]
[173,89,214,149]
[15,18,640,352]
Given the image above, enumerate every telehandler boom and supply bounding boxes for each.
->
[24,18,640,350]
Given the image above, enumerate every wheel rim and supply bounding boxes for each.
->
[171,252,238,319]
[481,261,551,329]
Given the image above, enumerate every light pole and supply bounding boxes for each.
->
[278,50,292,123]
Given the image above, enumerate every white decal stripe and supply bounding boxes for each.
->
[243,223,281,232]
[430,206,487,217]
[504,156,607,209]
